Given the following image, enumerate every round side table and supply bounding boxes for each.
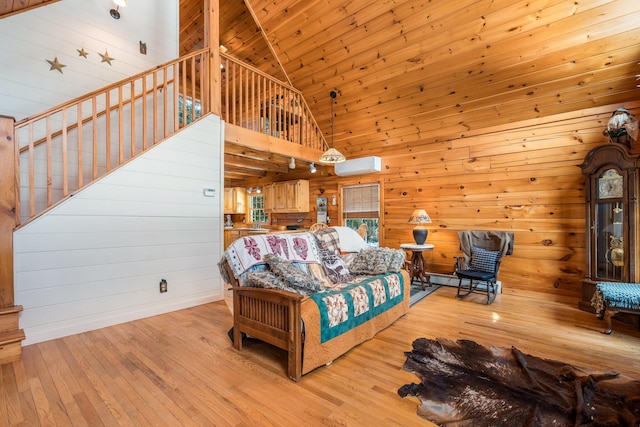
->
[400,243,434,290]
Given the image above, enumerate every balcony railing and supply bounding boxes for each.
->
[221,53,328,152]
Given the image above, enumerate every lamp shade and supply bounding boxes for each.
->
[319,147,346,163]
[408,209,432,224]
[408,209,432,245]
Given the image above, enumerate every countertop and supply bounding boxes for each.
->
[224,227,270,232]
[224,227,309,233]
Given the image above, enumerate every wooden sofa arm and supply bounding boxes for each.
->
[230,286,305,381]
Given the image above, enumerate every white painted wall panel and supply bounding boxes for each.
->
[0,0,178,120]
[16,84,178,220]
[14,116,224,345]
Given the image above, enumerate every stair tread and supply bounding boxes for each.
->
[0,329,25,346]
[0,305,23,315]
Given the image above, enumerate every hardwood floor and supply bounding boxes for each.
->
[2,286,639,426]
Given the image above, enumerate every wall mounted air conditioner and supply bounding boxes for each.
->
[334,156,382,176]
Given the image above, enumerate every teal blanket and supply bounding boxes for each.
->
[309,272,405,343]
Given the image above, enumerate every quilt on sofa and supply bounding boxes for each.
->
[309,272,405,343]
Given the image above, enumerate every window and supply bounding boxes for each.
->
[343,183,380,247]
[249,195,268,223]
[178,95,202,125]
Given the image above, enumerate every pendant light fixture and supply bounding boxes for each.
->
[319,91,346,163]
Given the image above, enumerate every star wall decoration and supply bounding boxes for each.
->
[46,57,66,74]
[99,50,114,65]
[77,48,89,58]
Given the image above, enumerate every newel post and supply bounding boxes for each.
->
[204,0,221,116]
[0,115,16,309]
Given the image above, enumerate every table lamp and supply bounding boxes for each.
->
[408,209,432,245]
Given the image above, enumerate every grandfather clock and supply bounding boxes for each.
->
[579,143,640,311]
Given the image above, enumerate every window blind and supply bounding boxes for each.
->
[342,183,380,218]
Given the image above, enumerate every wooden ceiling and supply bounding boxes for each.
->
[4,1,638,186]
[0,0,59,19]
[178,0,640,187]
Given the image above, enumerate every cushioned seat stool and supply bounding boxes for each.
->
[591,282,640,334]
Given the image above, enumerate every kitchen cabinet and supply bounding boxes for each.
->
[263,179,309,213]
[262,184,274,211]
[224,187,247,214]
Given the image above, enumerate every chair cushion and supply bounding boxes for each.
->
[456,269,496,281]
[469,247,501,273]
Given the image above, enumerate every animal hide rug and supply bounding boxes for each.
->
[398,338,640,426]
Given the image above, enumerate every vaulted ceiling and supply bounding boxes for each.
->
[6,1,639,186]
[181,0,640,186]
[0,0,59,18]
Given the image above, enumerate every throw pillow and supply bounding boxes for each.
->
[319,248,353,284]
[263,253,324,293]
[470,247,501,273]
[349,248,392,275]
[243,270,312,295]
[387,248,407,272]
[348,247,407,274]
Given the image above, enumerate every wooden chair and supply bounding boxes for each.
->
[454,231,514,304]
[309,222,328,232]
[357,223,368,241]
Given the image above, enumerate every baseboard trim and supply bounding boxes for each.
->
[22,292,222,346]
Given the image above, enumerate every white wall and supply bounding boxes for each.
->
[14,115,224,345]
[16,78,178,220]
[0,0,178,120]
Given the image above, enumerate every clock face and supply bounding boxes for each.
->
[598,169,623,199]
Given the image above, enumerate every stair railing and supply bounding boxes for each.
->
[13,49,328,226]
[14,48,211,226]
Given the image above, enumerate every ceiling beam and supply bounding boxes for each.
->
[224,153,289,173]
[225,165,267,177]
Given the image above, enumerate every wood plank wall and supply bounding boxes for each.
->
[300,101,640,298]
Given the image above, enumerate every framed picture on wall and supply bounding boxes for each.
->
[316,197,328,223]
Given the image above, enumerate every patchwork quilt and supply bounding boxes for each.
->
[309,272,405,343]
[225,232,322,278]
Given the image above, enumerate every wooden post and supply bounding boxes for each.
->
[0,115,15,309]
[204,0,221,116]
[0,115,23,365]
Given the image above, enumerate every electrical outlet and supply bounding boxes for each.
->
[159,279,167,293]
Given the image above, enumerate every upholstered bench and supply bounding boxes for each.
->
[591,282,640,334]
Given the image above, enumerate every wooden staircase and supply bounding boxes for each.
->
[0,306,25,364]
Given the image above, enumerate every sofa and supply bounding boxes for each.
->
[219,227,411,381]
